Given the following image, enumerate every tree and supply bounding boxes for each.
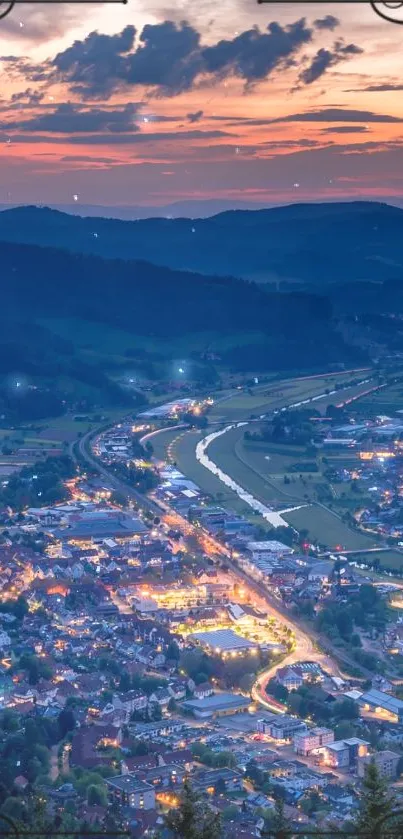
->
[222,805,238,821]
[58,708,76,738]
[271,798,292,839]
[355,760,397,839]
[87,784,108,806]
[165,780,221,839]
[118,671,131,693]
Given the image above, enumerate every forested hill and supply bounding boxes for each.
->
[0,201,402,283]
[0,239,365,374]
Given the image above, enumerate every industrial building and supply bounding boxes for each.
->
[189,628,257,655]
[181,692,251,719]
[358,688,403,723]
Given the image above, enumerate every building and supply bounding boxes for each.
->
[294,727,334,756]
[142,763,186,790]
[257,716,307,742]
[131,719,185,740]
[51,512,147,542]
[188,628,257,656]
[322,738,369,769]
[193,768,243,794]
[358,688,403,723]
[246,541,293,561]
[106,775,155,810]
[276,666,304,691]
[181,693,250,719]
[194,682,214,700]
[358,751,400,780]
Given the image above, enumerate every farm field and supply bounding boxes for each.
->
[356,550,403,573]
[282,505,376,551]
[171,429,253,515]
[146,369,385,550]
[209,370,374,424]
[353,380,403,417]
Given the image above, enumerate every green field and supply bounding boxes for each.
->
[353,381,403,417]
[145,370,386,550]
[356,550,403,572]
[171,429,253,515]
[282,505,375,551]
[209,370,373,423]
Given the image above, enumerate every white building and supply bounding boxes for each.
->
[294,727,334,756]
[246,541,293,561]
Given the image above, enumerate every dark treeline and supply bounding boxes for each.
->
[0,240,366,375]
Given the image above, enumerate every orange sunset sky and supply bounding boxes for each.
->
[0,0,403,211]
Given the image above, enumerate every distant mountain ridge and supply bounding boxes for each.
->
[1,201,402,284]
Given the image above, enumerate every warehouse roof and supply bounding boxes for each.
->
[359,688,403,714]
[189,628,256,652]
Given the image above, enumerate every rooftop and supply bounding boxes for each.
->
[360,688,403,714]
[106,774,153,794]
[246,541,293,552]
[182,693,250,713]
[189,629,256,652]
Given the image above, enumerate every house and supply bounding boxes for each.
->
[70,724,122,769]
[325,785,356,807]
[276,666,303,692]
[106,774,155,810]
[113,690,148,720]
[131,718,185,740]
[168,679,187,701]
[193,682,214,700]
[149,687,171,708]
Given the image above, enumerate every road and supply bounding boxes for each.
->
[74,430,162,517]
[74,378,378,712]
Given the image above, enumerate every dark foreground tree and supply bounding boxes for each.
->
[271,798,292,839]
[165,780,221,839]
[355,760,400,839]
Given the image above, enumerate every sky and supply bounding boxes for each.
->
[0,0,403,212]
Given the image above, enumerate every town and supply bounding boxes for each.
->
[0,373,403,838]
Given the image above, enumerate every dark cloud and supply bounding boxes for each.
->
[2,102,141,133]
[346,83,403,92]
[60,155,120,163]
[10,88,45,106]
[47,18,325,99]
[0,129,231,145]
[297,40,363,86]
[271,108,403,123]
[201,19,313,83]
[53,25,136,99]
[314,15,340,30]
[320,125,370,134]
[187,110,203,123]
[261,138,320,148]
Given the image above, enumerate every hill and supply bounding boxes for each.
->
[0,201,402,283]
[0,239,366,421]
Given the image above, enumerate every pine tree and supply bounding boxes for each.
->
[356,760,397,839]
[271,798,292,839]
[165,780,222,839]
